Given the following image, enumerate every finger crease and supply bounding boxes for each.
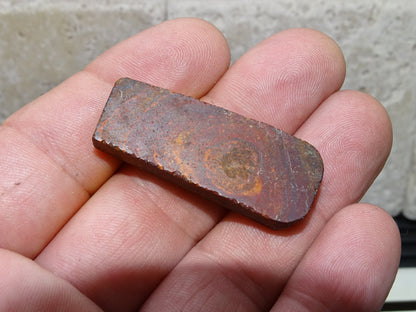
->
[198,246,268,311]
[1,122,92,199]
[136,184,203,244]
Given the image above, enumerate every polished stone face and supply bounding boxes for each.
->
[0,0,414,219]
[93,78,323,229]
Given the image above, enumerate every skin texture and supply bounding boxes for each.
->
[0,18,400,311]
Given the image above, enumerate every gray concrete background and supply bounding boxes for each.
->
[1,0,415,218]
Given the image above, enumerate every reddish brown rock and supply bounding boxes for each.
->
[93,78,323,229]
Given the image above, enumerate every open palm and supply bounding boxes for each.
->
[0,19,400,311]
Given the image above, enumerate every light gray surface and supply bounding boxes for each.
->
[1,0,415,218]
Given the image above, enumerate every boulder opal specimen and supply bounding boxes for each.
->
[93,78,323,229]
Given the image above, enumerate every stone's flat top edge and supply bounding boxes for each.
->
[0,0,166,12]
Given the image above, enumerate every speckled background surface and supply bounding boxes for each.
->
[1,0,415,218]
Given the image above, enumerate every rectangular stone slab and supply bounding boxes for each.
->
[93,78,323,229]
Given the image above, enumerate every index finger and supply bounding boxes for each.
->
[0,18,230,258]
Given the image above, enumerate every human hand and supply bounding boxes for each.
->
[0,18,400,311]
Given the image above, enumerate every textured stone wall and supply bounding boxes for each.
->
[1,0,415,218]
